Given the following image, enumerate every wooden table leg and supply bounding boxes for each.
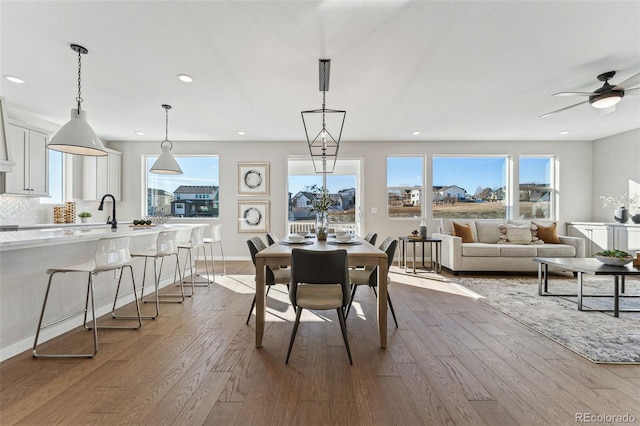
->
[255,257,266,347]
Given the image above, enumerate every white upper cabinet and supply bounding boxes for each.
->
[3,123,48,196]
[82,149,121,201]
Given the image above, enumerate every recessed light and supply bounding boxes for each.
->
[177,74,193,83]
[134,131,145,136]
[559,130,570,135]
[4,75,24,84]
[237,131,246,136]
[411,131,421,136]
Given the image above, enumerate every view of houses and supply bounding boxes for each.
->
[148,185,219,217]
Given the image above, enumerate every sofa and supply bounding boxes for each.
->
[432,219,585,274]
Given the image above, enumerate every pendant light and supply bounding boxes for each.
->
[47,44,107,156]
[149,104,183,175]
[301,59,346,174]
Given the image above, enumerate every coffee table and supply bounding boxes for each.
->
[533,257,640,317]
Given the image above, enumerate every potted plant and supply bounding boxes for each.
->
[78,211,92,223]
[306,184,333,240]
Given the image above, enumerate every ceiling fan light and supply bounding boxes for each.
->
[48,109,108,156]
[591,93,622,109]
[150,144,183,174]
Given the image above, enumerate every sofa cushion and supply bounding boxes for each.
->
[536,244,576,257]
[475,220,505,243]
[533,221,561,244]
[498,223,543,245]
[443,219,477,239]
[462,243,501,257]
[499,245,538,256]
[452,222,475,243]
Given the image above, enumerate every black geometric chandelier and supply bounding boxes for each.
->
[301,59,346,173]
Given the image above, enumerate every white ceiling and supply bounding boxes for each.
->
[1,1,639,143]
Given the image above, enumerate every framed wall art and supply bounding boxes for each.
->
[237,200,269,233]
[237,162,269,195]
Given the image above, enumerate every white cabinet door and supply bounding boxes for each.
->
[4,124,48,196]
[27,130,48,195]
[82,151,121,200]
[4,125,27,194]
[567,224,608,257]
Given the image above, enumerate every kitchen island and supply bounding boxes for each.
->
[0,224,200,361]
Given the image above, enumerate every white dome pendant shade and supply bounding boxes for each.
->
[47,44,108,157]
[150,104,183,175]
[48,108,107,156]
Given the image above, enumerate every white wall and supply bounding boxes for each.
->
[109,138,594,260]
[591,128,640,222]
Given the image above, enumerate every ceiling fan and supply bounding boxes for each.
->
[539,70,640,119]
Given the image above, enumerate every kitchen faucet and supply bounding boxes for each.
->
[98,194,117,229]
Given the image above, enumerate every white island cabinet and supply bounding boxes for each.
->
[0,224,198,362]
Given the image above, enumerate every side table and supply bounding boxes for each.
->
[398,237,442,274]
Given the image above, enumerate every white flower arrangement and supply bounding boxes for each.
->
[600,193,640,210]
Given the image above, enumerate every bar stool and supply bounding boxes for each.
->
[204,223,226,276]
[116,230,184,320]
[33,236,142,358]
[178,225,212,295]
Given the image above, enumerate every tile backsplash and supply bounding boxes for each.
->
[0,195,42,225]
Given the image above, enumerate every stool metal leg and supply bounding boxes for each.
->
[33,271,99,358]
[89,265,142,330]
[144,254,185,303]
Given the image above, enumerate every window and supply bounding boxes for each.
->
[41,150,64,204]
[287,157,360,232]
[387,156,423,218]
[145,156,219,217]
[432,156,507,219]
[519,156,555,219]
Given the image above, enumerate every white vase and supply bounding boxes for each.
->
[80,217,89,223]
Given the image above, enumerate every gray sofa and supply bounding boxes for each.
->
[432,219,585,274]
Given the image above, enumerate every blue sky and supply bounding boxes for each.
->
[146,156,219,193]
[388,156,551,193]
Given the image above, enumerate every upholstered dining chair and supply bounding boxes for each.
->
[246,237,291,325]
[287,249,352,364]
[346,237,398,328]
[364,232,378,246]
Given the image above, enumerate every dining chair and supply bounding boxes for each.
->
[33,236,142,358]
[178,225,212,295]
[286,248,352,364]
[265,232,279,246]
[346,237,398,328]
[246,237,291,325]
[204,223,226,276]
[364,232,378,246]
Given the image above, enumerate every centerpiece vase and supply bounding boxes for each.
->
[315,212,329,241]
[614,207,628,223]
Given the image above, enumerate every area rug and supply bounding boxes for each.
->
[451,276,640,364]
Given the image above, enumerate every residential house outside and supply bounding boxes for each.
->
[147,188,174,216]
[171,185,219,217]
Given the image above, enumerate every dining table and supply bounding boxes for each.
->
[254,234,389,348]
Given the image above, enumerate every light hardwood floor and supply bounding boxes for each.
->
[1,261,639,425]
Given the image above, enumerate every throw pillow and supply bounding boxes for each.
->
[533,221,560,244]
[498,223,543,245]
[452,221,475,243]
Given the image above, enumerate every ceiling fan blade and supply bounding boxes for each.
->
[552,91,597,97]
[539,100,589,119]
[614,71,640,89]
[623,87,639,95]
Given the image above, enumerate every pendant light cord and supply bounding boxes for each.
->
[161,104,173,149]
[76,48,83,111]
